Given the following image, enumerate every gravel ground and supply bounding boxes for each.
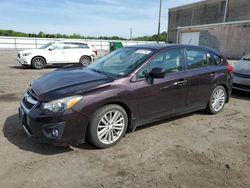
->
[0,50,249,188]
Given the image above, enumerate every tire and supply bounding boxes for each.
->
[88,104,128,149]
[79,56,91,66]
[206,86,227,114]
[31,57,46,69]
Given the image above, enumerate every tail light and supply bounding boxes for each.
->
[227,64,233,73]
[93,50,97,56]
[91,44,97,56]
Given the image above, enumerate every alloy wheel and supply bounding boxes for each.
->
[211,88,225,112]
[97,110,125,144]
[81,57,91,66]
[34,58,44,69]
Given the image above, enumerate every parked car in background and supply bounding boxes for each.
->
[17,41,97,69]
[233,54,250,93]
[19,44,233,149]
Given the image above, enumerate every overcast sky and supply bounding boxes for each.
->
[0,0,202,38]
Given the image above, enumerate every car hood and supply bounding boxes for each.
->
[19,49,45,54]
[31,66,114,101]
[234,59,250,75]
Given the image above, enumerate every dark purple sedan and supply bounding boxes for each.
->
[19,44,233,148]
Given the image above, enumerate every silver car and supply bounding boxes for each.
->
[233,54,250,92]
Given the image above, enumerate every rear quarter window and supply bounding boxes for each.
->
[78,43,90,49]
[211,53,222,65]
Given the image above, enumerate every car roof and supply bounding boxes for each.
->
[57,41,89,44]
[128,43,221,56]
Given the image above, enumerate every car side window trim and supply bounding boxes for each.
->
[184,47,224,70]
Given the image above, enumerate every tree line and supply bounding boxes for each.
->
[0,29,167,41]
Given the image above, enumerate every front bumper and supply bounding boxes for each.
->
[91,55,97,62]
[233,75,250,92]
[17,54,32,66]
[19,93,89,146]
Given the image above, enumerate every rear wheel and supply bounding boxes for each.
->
[31,57,45,69]
[79,56,91,66]
[88,105,128,149]
[206,86,226,114]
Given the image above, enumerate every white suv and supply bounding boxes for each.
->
[17,41,97,69]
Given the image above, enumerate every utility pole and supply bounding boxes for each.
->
[130,28,132,40]
[157,0,163,43]
[223,0,229,22]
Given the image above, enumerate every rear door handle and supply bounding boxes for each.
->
[210,72,217,76]
[173,79,187,86]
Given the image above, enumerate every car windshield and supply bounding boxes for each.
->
[39,42,54,49]
[87,48,155,77]
[243,54,250,61]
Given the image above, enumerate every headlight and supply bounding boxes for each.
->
[41,96,83,112]
[22,53,32,56]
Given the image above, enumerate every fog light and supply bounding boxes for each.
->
[52,129,59,137]
[42,122,65,140]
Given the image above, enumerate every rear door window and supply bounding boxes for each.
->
[186,49,209,69]
[63,42,90,49]
[207,53,215,66]
[207,52,222,65]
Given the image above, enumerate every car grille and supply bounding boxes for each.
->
[18,53,20,58]
[234,72,250,79]
[22,90,38,111]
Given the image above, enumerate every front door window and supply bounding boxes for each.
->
[137,48,184,79]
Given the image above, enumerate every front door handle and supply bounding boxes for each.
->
[173,79,187,86]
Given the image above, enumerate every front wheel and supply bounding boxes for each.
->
[79,56,91,66]
[31,57,46,69]
[206,86,227,114]
[88,105,128,149]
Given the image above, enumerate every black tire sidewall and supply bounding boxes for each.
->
[80,56,91,66]
[208,86,227,114]
[88,105,128,149]
[31,57,45,69]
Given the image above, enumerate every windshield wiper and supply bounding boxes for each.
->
[91,68,103,74]
[89,68,116,78]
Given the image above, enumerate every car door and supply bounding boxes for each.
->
[133,48,188,125]
[47,43,68,63]
[184,47,220,110]
[64,42,91,63]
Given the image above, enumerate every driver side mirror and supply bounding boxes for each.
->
[149,67,165,79]
[48,47,54,51]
